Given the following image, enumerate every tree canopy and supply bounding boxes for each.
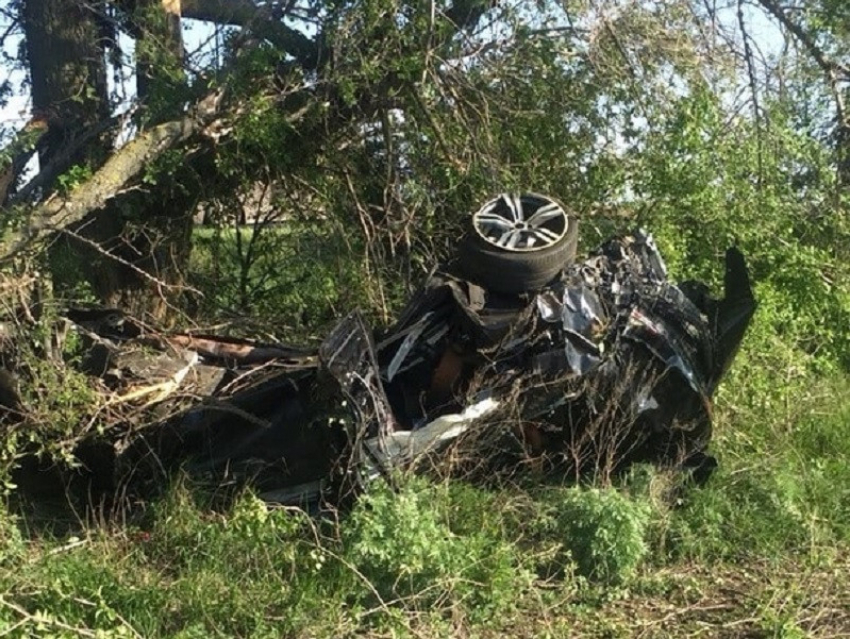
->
[0,0,848,366]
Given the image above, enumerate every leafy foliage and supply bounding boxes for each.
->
[343,477,535,621]
[533,486,652,583]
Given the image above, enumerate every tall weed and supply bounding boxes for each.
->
[532,486,652,583]
[341,477,535,623]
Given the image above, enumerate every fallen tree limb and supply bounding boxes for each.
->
[166,334,317,365]
[10,113,128,207]
[0,117,196,259]
[0,81,318,262]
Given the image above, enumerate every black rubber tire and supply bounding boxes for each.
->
[456,208,579,295]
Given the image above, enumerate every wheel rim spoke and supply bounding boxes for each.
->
[512,194,525,221]
[479,200,499,217]
[502,193,521,221]
[476,212,514,230]
[529,227,562,244]
[526,203,564,227]
[496,230,514,246]
[497,230,525,248]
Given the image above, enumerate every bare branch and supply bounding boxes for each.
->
[756,0,849,127]
[738,0,762,181]
[756,0,850,77]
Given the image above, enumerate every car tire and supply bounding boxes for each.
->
[456,193,579,295]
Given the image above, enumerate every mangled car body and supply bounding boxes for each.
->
[46,194,756,506]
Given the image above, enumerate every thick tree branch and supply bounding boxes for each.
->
[10,114,124,206]
[180,0,321,69]
[178,0,492,71]
[1,117,197,258]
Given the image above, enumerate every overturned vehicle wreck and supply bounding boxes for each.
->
[24,194,757,507]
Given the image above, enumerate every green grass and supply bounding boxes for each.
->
[1,369,849,638]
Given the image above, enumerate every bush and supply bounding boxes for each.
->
[533,486,651,583]
[665,375,850,561]
[342,477,534,621]
[0,506,24,568]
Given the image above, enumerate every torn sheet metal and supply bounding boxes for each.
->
[363,396,500,479]
[534,281,606,376]
[320,311,396,441]
[548,231,743,404]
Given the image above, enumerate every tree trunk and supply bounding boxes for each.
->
[100,0,193,322]
[22,0,110,177]
[20,0,113,321]
[51,0,193,323]
[80,193,196,323]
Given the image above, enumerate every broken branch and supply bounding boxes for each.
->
[0,117,196,259]
[165,334,316,366]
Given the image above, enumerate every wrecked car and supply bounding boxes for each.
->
[46,193,756,507]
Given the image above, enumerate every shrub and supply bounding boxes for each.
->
[0,505,24,567]
[533,486,651,583]
[342,476,534,621]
